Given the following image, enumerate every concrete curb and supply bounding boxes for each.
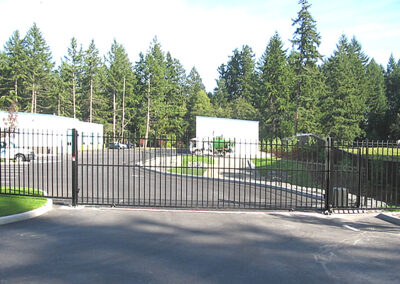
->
[376,212,400,226]
[0,198,53,226]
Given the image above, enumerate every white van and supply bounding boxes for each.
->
[0,141,35,162]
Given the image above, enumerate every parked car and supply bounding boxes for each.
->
[106,142,127,149]
[0,141,35,162]
[125,142,135,149]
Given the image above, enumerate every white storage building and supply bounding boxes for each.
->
[195,116,259,156]
[0,111,103,152]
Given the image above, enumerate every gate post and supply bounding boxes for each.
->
[324,137,332,211]
[357,146,362,208]
[71,128,79,206]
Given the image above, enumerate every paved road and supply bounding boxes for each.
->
[0,149,324,209]
[0,208,399,283]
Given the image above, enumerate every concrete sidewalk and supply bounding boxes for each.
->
[0,207,399,284]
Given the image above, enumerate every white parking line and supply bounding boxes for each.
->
[343,224,360,232]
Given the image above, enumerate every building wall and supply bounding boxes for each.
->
[195,116,259,155]
[0,111,103,152]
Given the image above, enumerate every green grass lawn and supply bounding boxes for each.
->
[0,187,47,217]
[342,147,400,159]
[379,205,400,212]
[169,156,215,176]
[253,158,315,188]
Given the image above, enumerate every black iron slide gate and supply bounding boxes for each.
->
[1,128,399,211]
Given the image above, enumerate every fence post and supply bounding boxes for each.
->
[71,128,79,206]
[357,146,362,208]
[325,137,332,211]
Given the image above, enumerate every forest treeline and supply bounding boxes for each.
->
[0,0,399,141]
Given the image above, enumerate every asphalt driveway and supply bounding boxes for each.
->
[0,207,399,284]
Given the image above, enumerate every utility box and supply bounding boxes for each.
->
[332,187,349,208]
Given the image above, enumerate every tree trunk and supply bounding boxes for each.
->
[144,77,151,148]
[14,79,18,103]
[121,76,126,139]
[34,90,37,113]
[89,78,93,123]
[113,89,116,142]
[14,79,18,112]
[31,81,35,113]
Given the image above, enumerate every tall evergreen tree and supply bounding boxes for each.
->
[134,38,168,140]
[58,38,84,117]
[2,30,26,108]
[291,0,323,135]
[23,23,55,113]
[227,97,258,121]
[258,32,293,138]
[186,90,213,138]
[163,52,187,137]
[82,40,105,123]
[105,40,136,137]
[0,51,14,109]
[185,67,208,137]
[212,65,229,107]
[186,67,205,97]
[364,59,387,139]
[0,52,10,109]
[215,45,257,104]
[321,35,366,141]
[385,55,400,138]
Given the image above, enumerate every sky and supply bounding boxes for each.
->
[0,0,399,92]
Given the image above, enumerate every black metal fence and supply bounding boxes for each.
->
[0,128,72,200]
[1,128,399,211]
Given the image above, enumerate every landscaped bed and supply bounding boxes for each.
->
[0,187,47,217]
[169,155,215,176]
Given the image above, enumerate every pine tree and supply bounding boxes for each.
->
[291,0,323,135]
[163,52,187,137]
[57,38,84,117]
[134,38,168,142]
[67,38,83,118]
[364,59,387,139]
[186,67,205,96]
[321,35,366,141]
[385,54,400,138]
[105,40,136,138]
[187,90,213,138]
[82,40,105,123]
[23,23,55,113]
[185,67,207,137]
[258,32,293,138]
[2,30,27,109]
[227,97,258,121]
[216,45,257,104]
[0,51,9,108]
[212,65,229,107]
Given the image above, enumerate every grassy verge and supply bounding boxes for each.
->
[0,187,47,217]
[342,147,400,159]
[169,156,214,176]
[253,158,315,188]
[379,206,400,212]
